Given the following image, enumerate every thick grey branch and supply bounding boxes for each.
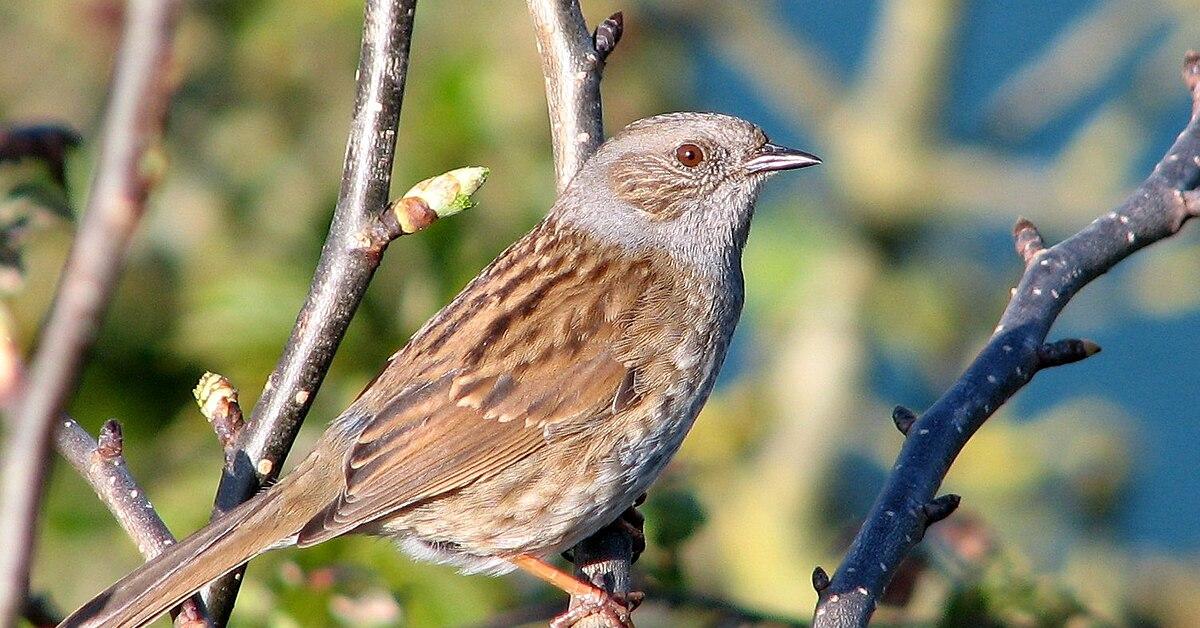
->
[525,2,635,625]
[812,52,1200,627]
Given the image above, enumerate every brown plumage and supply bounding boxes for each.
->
[60,112,819,628]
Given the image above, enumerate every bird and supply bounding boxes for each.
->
[59,112,820,628]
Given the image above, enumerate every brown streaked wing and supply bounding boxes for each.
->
[297,224,658,546]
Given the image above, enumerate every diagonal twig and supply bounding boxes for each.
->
[55,420,210,626]
[0,0,182,623]
[812,51,1200,627]
[199,0,420,622]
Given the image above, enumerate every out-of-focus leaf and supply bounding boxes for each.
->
[7,181,73,220]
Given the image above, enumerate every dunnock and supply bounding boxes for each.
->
[60,112,819,627]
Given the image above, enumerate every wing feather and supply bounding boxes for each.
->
[297,223,661,546]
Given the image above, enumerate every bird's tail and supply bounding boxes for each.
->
[59,461,331,628]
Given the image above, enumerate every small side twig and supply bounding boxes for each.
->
[812,52,1200,627]
[0,307,208,625]
[193,372,244,454]
[0,0,182,622]
[56,419,209,626]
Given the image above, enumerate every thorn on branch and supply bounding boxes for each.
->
[593,12,624,60]
[922,494,961,530]
[193,372,244,451]
[891,405,916,435]
[1012,217,1045,265]
[96,419,123,460]
[812,566,830,592]
[1036,338,1101,369]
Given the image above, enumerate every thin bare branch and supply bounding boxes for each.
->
[200,1,419,621]
[526,0,616,192]
[0,0,182,622]
[56,418,210,626]
[812,52,1200,627]
[0,308,208,625]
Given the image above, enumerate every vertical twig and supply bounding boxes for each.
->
[525,2,630,624]
[200,0,419,622]
[0,0,182,623]
[526,1,619,193]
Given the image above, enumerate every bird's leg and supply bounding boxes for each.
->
[509,554,635,628]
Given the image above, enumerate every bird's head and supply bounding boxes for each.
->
[556,112,820,267]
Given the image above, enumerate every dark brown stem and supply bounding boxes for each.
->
[812,52,1200,627]
[0,0,182,622]
[200,0,418,622]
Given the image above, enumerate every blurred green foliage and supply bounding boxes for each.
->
[4,1,1200,626]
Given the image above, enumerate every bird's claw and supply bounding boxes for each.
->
[548,589,641,628]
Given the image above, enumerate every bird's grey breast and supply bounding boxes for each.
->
[617,266,743,489]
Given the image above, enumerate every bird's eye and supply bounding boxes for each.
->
[675,143,704,168]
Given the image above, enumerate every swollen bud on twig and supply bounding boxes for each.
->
[812,566,831,592]
[97,419,123,460]
[1037,338,1101,369]
[593,12,624,59]
[1012,217,1045,265]
[891,405,916,435]
[391,166,489,235]
[922,494,961,529]
[193,371,244,450]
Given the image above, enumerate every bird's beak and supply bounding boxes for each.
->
[743,142,822,174]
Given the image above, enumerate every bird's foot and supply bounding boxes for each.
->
[548,589,642,628]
